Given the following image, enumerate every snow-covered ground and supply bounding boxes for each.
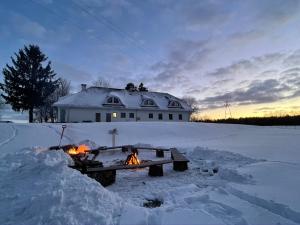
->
[0,122,300,225]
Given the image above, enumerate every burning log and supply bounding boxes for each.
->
[124,152,140,165]
[124,148,140,165]
[67,144,89,155]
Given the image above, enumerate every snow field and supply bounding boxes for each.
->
[0,122,299,225]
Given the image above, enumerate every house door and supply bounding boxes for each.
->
[106,113,111,122]
[95,113,101,122]
[60,109,66,123]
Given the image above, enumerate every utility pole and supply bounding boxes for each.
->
[224,100,232,119]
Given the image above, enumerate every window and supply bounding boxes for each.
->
[149,113,153,119]
[107,97,113,103]
[121,112,126,118]
[113,98,120,104]
[142,99,156,106]
[168,100,182,108]
[129,113,134,118]
[105,96,121,105]
[169,114,173,120]
[158,113,163,120]
[112,112,117,118]
[179,114,183,120]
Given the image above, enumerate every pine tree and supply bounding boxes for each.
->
[125,82,137,91]
[138,83,148,92]
[0,45,59,123]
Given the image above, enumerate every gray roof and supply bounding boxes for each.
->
[53,87,192,112]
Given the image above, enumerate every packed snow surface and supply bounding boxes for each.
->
[0,122,299,225]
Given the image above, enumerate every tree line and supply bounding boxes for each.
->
[196,115,300,126]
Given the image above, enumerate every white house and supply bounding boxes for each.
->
[53,85,193,122]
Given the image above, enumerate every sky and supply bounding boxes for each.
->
[1,0,300,119]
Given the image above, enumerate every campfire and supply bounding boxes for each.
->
[124,149,140,165]
[68,144,90,155]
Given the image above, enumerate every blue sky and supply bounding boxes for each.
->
[1,0,300,118]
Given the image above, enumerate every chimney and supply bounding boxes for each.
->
[81,84,87,92]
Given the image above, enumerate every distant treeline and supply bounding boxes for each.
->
[196,115,300,126]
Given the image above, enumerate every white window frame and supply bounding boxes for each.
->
[141,99,156,107]
[104,96,122,106]
[168,100,182,108]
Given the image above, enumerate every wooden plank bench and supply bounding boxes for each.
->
[171,148,189,171]
[86,160,172,172]
[85,160,172,186]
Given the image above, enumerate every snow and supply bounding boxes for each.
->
[53,87,192,111]
[0,122,300,225]
[0,148,122,225]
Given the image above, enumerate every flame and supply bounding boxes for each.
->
[125,153,140,165]
[68,144,90,155]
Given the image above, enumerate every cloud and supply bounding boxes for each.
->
[254,0,300,25]
[11,13,46,39]
[222,0,300,44]
[199,73,300,110]
[283,50,300,67]
[178,0,232,29]
[207,52,287,78]
[194,49,300,110]
[199,79,277,109]
[52,62,94,87]
[147,39,211,92]
[207,59,257,78]
[74,0,142,18]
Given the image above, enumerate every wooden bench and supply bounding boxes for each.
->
[171,148,189,171]
[85,160,172,186]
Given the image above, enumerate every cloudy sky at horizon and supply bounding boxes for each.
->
[1,0,300,118]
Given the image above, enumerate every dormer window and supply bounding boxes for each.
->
[141,99,156,107]
[104,96,122,106]
[168,100,182,108]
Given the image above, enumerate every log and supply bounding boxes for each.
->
[88,170,116,187]
[173,161,188,171]
[148,164,163,176]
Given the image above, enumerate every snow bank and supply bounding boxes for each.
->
[0,148,122,225]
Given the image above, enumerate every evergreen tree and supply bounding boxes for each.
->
[138,83,148,92]
[0,45,59,123]
[125,82,137,91]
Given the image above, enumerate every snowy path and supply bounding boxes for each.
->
[44,124,75,144]
[227,186,300,224]
[0,122,300,225]
[0,124,17,147]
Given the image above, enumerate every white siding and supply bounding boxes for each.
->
[59,107,191,122]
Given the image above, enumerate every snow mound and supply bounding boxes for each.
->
[0,148,122,225]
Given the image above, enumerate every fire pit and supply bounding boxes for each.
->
[67,144,90,156]
[124,148,140,165]
[49,144,190,187]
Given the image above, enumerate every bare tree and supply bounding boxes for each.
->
[56,78,71,97]
[182,96,199,113]
[36,78,71,122]
[92,77,110,88]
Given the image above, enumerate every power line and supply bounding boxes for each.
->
[71,0,156,61]
[27,0,150,66]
